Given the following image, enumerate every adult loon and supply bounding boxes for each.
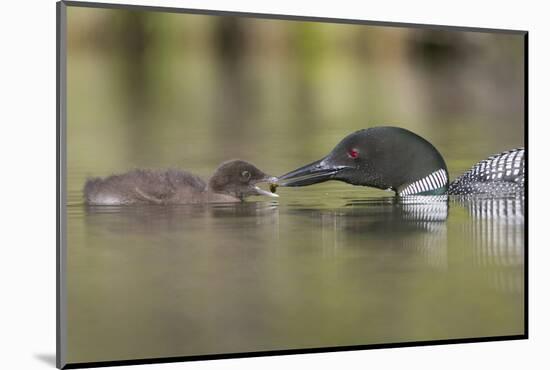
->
[276,126,524,196]
[84,160,278,205]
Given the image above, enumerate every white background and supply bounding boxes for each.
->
[1,0,548,369]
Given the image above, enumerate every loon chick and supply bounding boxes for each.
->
[276,126,524,196]
[84,160,278,205]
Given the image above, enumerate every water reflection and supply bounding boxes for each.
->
[454,195,524,293]
[83,196,523,283]
[84,201,280,235]
[276,194,523,294]
[84,194,523,296]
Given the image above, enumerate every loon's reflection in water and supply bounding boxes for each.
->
[455,195,524,293]
[285,196,449,270]
[285,195,524,293]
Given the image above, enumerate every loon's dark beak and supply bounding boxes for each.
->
[277,158,349,187]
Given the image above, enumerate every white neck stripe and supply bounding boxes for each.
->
[399,169,448,196]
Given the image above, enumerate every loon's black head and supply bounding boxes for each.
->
[277,126,449,196]
[209,160,278,200]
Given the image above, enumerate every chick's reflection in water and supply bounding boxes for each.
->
[84,201,280,238]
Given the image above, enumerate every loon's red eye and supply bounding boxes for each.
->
[348,149,359,158]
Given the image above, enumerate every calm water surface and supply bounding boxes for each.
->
[66,186,524,363]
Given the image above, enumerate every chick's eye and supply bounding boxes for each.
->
[241,170,251,180]
[348,149,359,159]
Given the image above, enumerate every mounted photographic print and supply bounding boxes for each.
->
[57,1,527,368]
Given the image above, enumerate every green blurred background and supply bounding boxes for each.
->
[66,6,524,202]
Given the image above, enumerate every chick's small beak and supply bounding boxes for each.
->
[252,176,279,198]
